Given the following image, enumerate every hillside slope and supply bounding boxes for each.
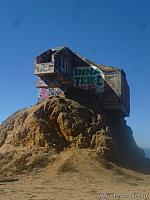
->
[0,96,149,175]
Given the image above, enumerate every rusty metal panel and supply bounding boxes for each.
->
[35,77,62,88]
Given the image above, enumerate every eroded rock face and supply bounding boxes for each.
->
[0,96,146,174]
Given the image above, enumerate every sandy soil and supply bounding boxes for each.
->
[0,149,150,200]
[0,172,150,200]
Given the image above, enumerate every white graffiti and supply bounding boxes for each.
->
[35,63,54,74]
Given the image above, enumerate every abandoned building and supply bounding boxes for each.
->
[34,46,130,117]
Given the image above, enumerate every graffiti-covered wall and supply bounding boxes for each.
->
[34,46,130,116]
[38,88,63,101]
[73,66,104,93]
[35,77,61,88]
[34,63,54,75]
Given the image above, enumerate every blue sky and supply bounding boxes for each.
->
[0,0,149,148]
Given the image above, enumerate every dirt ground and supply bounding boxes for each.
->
[0,149,150,200]
[0,171,150,200]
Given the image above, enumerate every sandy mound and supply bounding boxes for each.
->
[0,96,149,175]
[1,148,150,200]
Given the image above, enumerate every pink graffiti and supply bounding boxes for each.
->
[38,88,49,99]
[88,85,96,90]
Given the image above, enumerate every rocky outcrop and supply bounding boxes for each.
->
[0,95,149,175]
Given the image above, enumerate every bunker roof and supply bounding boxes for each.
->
[77,53,120,73]
[35,46,123,73]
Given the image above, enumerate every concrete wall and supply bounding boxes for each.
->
[102,69,130,116]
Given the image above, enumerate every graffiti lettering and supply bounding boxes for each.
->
[35,63,54,74]
[38,88,63,100]
[49,88,63,96]
[74,76,103,86]
[74,67,101,76]
[73,67,104,93]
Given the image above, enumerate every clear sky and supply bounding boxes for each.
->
[0,0,149,148]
